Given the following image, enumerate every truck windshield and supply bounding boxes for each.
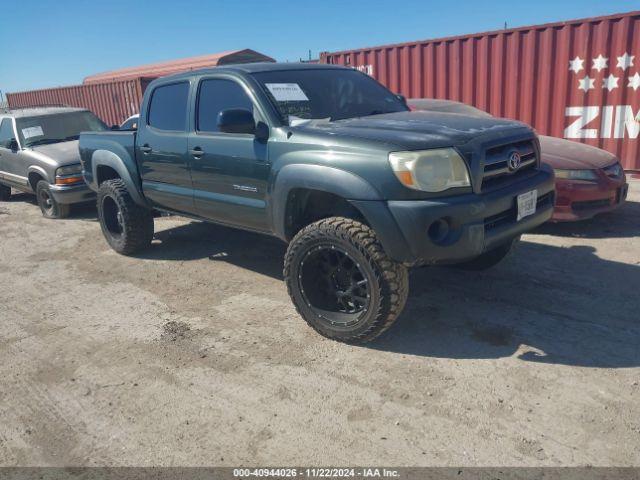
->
[16,111,107,148]
[251,69,408,124]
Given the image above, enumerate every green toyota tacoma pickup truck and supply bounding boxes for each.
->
[79,63,555,343]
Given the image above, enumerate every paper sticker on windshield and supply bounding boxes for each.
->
[22,126,44,139]
[265,83,309,102]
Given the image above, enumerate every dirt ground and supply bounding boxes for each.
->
[0,180,638,467]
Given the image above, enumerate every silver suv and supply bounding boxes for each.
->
[0,106,107,218]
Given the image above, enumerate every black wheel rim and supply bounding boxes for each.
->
[102,196,124,238]
[298,245,371,326]
[38,189,53,214]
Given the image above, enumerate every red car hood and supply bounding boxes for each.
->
[539,135,617,170]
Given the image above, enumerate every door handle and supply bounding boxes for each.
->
[189,147,204,159]
[140,144,152,154]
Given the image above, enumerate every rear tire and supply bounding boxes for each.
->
[0,184,11,201]
[284,217,409,344]
[97,179,154,255]
[36,181,70,219]
[455,236,520,271]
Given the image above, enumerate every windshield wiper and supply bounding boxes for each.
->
[64,135,80,141]
[362,110,398,117]
[27,138,65,147]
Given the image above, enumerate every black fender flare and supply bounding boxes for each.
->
[270,164,413,263]
[90,149,148,207]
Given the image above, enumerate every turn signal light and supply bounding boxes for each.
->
[55,176,83,185]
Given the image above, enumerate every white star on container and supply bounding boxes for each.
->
[629,72,640,91]
[592,54,608,72]
[578,75,595,92]
[569,56,584,73]
[603,74,619,91]
[616,52,635,70]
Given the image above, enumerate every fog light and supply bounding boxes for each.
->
[428,218,450,244]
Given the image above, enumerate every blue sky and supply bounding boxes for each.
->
[1,0,638,96]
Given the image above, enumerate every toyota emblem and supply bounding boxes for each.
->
[508,151,522,171]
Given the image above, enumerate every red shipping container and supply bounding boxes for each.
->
[321,11,640,171]
[6,78,151,127]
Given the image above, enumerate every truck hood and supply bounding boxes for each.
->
[28,140,81,166]
[291,111,532,150]
[539,135,618,170]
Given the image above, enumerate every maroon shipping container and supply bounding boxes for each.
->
[321,11,640,171]
[6,78,151,127]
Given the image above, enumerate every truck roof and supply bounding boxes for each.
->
[2,106,88,119]
[159,62,347,81]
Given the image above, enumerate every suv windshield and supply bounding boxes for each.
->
[16,111,107,147]
[251,68,408,124]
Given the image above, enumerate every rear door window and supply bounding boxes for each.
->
[148,82,190,131]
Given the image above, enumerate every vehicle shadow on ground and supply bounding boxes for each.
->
[144,219,639,369]
[368,241,640,368]
[140,220,287,279]
[532,199,640,239]
[7,192,97,221]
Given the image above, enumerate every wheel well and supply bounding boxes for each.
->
[96,165,120,185]
[27,172,44,191]
[284,189,366,240]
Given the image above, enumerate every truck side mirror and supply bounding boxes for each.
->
[7,138,19,151]
[255,121,269,142]
[217,109,255,135]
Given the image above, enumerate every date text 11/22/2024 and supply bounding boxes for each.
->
[233,468,400,478]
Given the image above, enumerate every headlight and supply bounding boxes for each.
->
[55,164,84,185]
[56,164,83,177]
[553,168,598,181]
[388,148,471,192]
[603,162,623,179]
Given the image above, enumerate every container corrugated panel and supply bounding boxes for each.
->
[6,78,150,126]
[321,11,640,171]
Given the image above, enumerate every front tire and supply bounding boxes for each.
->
[284,217,409,343]
[36,181,70,219]
[97,179,154,255]
[455,236,520,271]
[0,184,11,201]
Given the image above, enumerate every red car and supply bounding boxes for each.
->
[408,99,628,221]
[539,136,627,221]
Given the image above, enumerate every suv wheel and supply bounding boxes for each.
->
[97,179,154,255]
[0,184,11,201]
[36,180,70,219]
[456,236,521,271]
[284,217,409,343]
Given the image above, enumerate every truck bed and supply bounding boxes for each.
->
[79,130,139,193]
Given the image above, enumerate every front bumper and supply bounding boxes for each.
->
[552,173,627,222]
[49,182,96,205]
[353,165,555,266]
